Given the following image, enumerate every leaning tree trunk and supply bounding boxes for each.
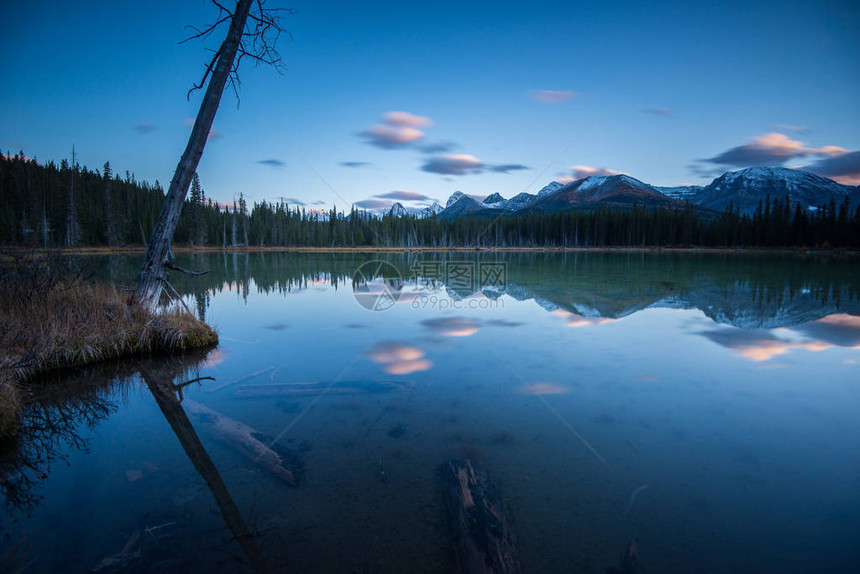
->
[132,0,254,308]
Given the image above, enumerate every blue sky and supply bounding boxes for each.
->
[3,0,859,212]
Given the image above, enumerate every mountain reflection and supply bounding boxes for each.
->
[703,313,860,362]
[85,251,860,330]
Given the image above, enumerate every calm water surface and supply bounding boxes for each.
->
[2,251,859,573]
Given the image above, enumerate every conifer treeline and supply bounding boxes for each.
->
[2,152,859,249]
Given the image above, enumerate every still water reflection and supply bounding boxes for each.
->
[2,251,859,573]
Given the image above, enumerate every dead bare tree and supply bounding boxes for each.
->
[132,0,293,308]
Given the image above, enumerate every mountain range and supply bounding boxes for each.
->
[433,167,859,219]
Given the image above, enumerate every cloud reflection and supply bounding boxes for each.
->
[519,383,570,395]
[794,314,860,349]
[701,313,860,362]
[200,348,227,368]
[420,317,479,337]
[552,309,618,328]
[702,329,824,362]
[364,342,433,375]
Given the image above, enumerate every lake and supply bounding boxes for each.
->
[2,251,859,573]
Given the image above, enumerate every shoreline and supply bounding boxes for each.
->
[2,245,857,256]
[0,268,218,435]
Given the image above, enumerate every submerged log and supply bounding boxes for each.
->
[183,400,303,486]
[233,379,413,398]
[442,459,522,574]
[205,366,276,393]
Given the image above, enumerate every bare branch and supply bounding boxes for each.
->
[183,0,294,101]
[187,46,223,99]
[165,261,209,276]
[179,15,231,44]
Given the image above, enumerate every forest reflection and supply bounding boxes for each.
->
[82,251,860,328]
[0,350,274,572]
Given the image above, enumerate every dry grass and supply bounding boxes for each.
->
[0,251,217,435]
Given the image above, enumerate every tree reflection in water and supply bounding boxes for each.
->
[1,366,122,518]
[0,350,272,573]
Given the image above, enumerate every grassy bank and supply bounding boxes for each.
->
[0,253,217,435]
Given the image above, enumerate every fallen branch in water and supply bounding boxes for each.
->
[205,366,275,393]
[183,399,304,486]
[442,458,522,574]
[233,379,413,398]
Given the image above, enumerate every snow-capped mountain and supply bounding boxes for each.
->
[433,168,857,220]
[307,208,332,221]
[657,185,705,201]
[526,174,684,212]
[446,191,469,208]
[384,201,445,218]
[439,193,497,218]
[420,202,444,217]
[389,202,408,217]
[537,181,564,197]
[691,167,856,215]
[481,191,541,211]
[484,192,505,205]
[494,192,539,211]
[438,182,566,217]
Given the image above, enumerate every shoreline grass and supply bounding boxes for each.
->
[0,253,217,435]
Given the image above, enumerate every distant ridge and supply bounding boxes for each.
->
[434,168,858,219]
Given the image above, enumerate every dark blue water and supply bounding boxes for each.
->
[2,251,859,573]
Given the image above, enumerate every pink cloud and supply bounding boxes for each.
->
[354,198,394,210]
[704,132,854,170]
[360,124,424,148]
[558,165,623,184]
[359,111,432,149]
[382,111,432,128]
[801,150,860,185]
[421,154,484,176]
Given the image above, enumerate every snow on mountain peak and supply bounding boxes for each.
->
[575,176,610,192]
[421,202,444,216]
[713,167,847,192]
[537,181,564,196]
[446,191,467,208]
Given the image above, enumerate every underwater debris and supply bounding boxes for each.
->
[441,459,521,574]
[205,366,276,393]
[92,531,141,572]
[233,379,413,398]
[625,484,650,514]
[183,400,304,486]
